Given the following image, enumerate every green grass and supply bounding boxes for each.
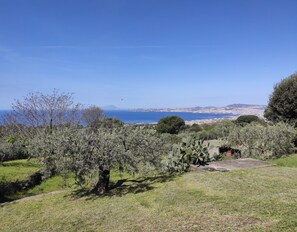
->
[8,169,132,201]
[0,157,134,202]
[270,154,297,168]
[10,175,76,200]
[1,165,297,231]
[0,159,41,183]
[1,156,297,231]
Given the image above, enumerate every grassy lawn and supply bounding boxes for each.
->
[0,159,41,183]
[12,169,132,199]
[4,164,133,201]
[1,157,297,231]
[270,154,297,168]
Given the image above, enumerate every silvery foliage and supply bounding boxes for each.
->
[211,120,237,140]
[0,140,26,162]
[0,136,28,162]
[227,122,295,159]
[28,125,164,186]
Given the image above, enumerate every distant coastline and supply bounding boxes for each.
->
[135,104,265,118]
[0,104,265,125]
[0,110,236,125]
[107,104,265,124]
[104,110,236,124]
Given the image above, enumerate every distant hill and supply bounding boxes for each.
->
[134,104,266,118]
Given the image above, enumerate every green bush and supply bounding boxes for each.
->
[196,130,218,140]
[156,116,185,134]
[227,122,295,159]
[188,123,203,132]
[194,120,236,140]
[87,118,124,131]
[0,138,28,163]
[235,115,262,125]
[211,120,237,139]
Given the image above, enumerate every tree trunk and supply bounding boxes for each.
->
[92,166,110,194]
[49,118,53,134]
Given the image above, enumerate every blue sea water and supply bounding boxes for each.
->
[104,110,234,124]
[0,110,235,124]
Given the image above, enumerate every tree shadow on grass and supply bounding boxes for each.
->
[68,174,178,200]
[0,171,44,203]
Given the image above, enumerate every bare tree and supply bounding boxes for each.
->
[2,89,82,136]
[81,105,105,125]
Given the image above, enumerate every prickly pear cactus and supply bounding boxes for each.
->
[162,136,212,173]
[190,139,211,166]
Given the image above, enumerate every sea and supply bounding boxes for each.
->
[0,110,235,124]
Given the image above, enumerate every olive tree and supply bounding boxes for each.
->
[264,73,297,126]
[28,124,164,194]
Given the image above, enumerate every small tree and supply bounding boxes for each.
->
[2,89,82,137]
[81,105,105,125]
[156,116,185,134]
[235,115,262,125]
[264,73,297,126]
[28,125,164,194]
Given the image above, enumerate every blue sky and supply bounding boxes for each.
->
[0,0,296,109]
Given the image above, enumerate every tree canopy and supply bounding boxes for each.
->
[264,73,297,126]
[235,115,262,125]
[28,124,164,194]
[156,116,185,134]
[2,89,82,137]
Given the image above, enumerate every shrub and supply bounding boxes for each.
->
[188,123,203,132]
[88,118,124,131]
[196,130,218,140]
[211,120,237,139]
[227,122,295,159]
[0,139,28,163]
[235,115,262,125]
[156,116,185,134]
[194,120,236,140]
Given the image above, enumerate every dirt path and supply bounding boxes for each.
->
[191,158,276,172]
